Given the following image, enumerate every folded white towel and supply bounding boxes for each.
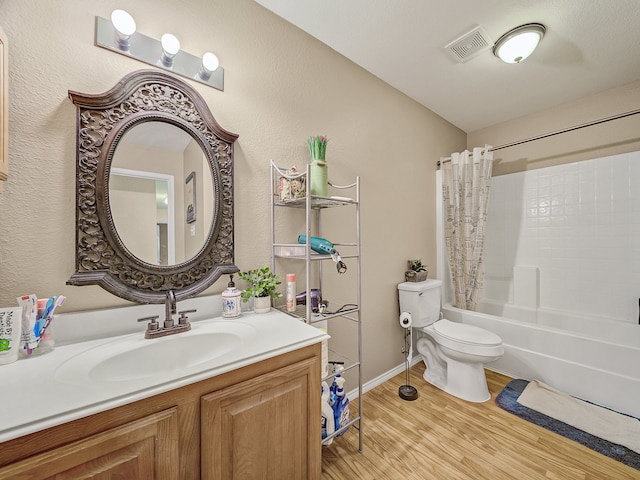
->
[517,380,640,454]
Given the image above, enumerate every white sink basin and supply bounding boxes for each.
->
[55,320,257,384]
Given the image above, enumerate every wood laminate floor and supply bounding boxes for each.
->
[322,365,639,479]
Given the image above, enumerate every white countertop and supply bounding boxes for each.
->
[0,309,327,443]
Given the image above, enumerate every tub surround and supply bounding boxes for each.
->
[0,304,328,443]
[484,152,640,327]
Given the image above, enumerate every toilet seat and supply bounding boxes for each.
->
[428,319,503,356]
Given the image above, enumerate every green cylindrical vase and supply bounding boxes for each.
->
[310,161,328,197]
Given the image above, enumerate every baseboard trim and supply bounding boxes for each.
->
[347,356,422,400]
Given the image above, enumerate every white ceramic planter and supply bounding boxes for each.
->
[253,296,271,314]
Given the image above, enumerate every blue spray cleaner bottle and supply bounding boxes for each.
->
[332,376,350,436]
[321,381,335,444]
[329,374,340,407]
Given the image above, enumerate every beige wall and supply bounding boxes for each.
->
[468,80,640,176]
[0,0,465,382]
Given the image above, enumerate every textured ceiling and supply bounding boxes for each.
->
[254,0,640,132]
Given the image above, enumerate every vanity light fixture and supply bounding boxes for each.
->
[493,23,546,64]
[95,10,224,91]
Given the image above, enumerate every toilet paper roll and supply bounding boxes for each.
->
[399,311,412,328]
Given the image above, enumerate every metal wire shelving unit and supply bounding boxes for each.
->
[269,160,363,453]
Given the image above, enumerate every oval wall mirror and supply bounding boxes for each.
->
[109,121,215,266]
[67,70,239,304]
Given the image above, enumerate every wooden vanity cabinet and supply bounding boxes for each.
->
[202,358,317,479]
[0,409,180,479]
[0,344,321,480]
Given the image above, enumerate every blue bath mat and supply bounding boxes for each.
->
[495,379,640,471]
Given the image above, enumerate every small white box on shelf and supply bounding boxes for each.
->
[274,245,306,257]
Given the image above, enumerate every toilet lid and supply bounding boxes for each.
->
[434,319,502,346]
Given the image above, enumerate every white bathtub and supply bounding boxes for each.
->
[477,299,640,347]
[441,303,640,418]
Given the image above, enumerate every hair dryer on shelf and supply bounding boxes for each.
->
[297,235,347,274]
[296,289,323,312]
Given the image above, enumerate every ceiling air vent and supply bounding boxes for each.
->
[444,25,493,63]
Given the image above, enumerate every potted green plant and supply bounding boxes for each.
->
[307,135,329,197]
[405,259,428,282]
[238,266,282,313]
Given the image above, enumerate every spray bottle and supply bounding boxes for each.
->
[321,381,335,444]
[329,374,340,406]
[332,375,350,436]
[285,273,296,313]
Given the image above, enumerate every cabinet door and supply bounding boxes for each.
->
[201,357,321,480]
[0,408,179,480]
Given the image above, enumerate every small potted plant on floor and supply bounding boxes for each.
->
[238,266,282,313]
[405,259,428,282]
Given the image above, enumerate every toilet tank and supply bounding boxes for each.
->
[398,279,442,327]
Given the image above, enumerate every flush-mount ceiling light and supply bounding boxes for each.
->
[493,23,546,64]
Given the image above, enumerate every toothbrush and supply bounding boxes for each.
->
[36,297,56,337]
[49,295,66,317]
[35,296,65,347]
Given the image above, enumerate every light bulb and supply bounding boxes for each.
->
[161,33,180,66]
[198,52,219,80]
[111,9,136,51]
[202,52,219,72]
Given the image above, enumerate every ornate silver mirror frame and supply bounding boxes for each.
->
[67,69,239,304]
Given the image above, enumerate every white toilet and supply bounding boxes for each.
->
[398,279,503,402]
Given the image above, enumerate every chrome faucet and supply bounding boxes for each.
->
[137,290,194,339]
[165,289,177,328]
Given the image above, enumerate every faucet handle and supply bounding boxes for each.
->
[138,315,160,331]
[178,309,197,325]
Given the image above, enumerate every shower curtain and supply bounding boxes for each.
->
[441,146,493,311]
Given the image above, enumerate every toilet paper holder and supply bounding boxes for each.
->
[399,311,418,401]
[399,311,412,328]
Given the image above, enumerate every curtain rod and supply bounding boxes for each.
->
[437,107,640,166]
